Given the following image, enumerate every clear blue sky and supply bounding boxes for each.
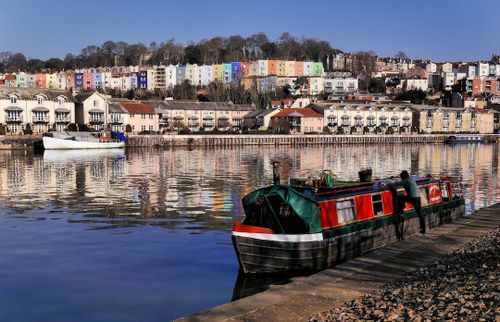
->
[1,0,499,62]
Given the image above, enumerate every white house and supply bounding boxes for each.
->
[477,62,490,77]
[426,62,437,73]
[166,65,178,88]
[0,88,75,134]
[405,79,429,91]
[74,91,108,131]
[442,73,456,91]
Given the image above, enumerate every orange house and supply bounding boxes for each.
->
[472,77,498,96]
[83,72,93,91]
[35,73,46,88]
[267,59,277,76]
[241,62,252,77]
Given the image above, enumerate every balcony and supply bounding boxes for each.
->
[55,115,71,123]
[109,116,124,124]
[33,116,50,123]
[5,115,23,123]
[89,118,104,124]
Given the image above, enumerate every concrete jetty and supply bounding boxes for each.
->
[180,203,499,321]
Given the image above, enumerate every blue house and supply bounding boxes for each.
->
[75,73,84,91]
[231,62,242,83]
[92,72,103,90]
[137,71,148,89]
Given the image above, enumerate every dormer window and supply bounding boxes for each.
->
[10,95,18,104]
[93,100,99,107]
[58,97,65,105]
[37,97,44,105]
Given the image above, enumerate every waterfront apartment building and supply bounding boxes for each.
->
[411,105,495,134]
[311,103,413,134]
[0,87,75,134]
[151,101,254,132]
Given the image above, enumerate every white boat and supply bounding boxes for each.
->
[42,131,126,150]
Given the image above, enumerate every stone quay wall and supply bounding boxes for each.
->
[0,134,497,149]
[127,134,499,148]
[0,135,42,150]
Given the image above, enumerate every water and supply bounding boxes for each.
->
[0,143,498,321]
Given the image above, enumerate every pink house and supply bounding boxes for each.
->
[120,101,158,133]
[271,108,324,134]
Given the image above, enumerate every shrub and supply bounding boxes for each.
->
[23,124,33,135]
[0,124,6,135]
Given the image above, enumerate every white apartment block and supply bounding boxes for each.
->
[405,79,428,91]
[323,78,359,94]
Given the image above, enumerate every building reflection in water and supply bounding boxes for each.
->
[0,143,497,231]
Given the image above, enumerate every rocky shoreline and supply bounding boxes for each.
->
[311,228,500,321]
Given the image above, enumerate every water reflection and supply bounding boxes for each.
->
[0,143,498,320]
[0,143,498,228]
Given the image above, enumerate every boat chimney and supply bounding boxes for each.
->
[272,162,280,185]
[358,168,373,182]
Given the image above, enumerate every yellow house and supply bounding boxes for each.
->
[285,61,295,77]
[211,64,223,82]
[276,60,286,77]
[412,106,494,134]
[46,73,58,89]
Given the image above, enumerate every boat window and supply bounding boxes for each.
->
[440,182,449,201]
[419,186,429,206]
[337,199,356,224]
[372,194,384,215]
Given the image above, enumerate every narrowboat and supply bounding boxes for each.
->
[444,134,485,144]
[232,168,465,274]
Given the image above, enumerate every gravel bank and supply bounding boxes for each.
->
[311,228,500,321]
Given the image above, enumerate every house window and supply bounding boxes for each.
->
[372,194,384,215]
[10,96,17,104]
[336,199,356,224]
[141,125,146,132]
[37,97,43,105]
[93,100,98,107]
[141,114,146,119]
[149,114,154,119]
[149,125,153,131]
[130,114,135,118]
[58,98,65,105]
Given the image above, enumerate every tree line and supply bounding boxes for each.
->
[0,32,333,73]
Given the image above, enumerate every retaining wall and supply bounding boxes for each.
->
[127,134,499,147]
[0,135,42,150]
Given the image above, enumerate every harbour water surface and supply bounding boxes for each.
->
[0,143,498,321]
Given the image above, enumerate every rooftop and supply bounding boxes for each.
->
[0,87,74,102]
[272,108,322,118]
